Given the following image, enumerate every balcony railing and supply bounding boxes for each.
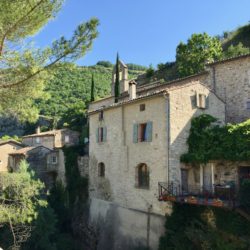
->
[158,182,237,208]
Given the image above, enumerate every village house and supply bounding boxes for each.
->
[0,128,80,188]
[22,127,80,149]
[88,55,250,249]
[0,140,24,172]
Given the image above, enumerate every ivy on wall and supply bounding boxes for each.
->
[180,114,250,164]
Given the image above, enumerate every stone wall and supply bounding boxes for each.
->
[206,56,250,123]
[89,198,166,250]
[0,142,23,171]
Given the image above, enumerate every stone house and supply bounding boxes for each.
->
[88,60,226,249]
[0,140,24,172]
[22,128,80,149]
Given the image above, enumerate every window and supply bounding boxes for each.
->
[65,135,70,143]
[137,163,149,188]
[35,137,40,144]
[96,127,107,143]
[99,111,104,121]
[133,122,153,143]
[247,101,250,110]
[0,160,2,165]
[52,156,57,164]
[192,93,208,109]
[140,104,145,111]
[98,162,105,177]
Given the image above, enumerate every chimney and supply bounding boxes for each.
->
[129,80,137,100]
[36,126,41,134]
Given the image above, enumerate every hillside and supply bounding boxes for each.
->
[34,63,145,130]
[221,23,250,50]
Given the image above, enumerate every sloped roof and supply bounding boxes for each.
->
[22,128,79,138]
[9,146,52,155]
[0,139,24,147]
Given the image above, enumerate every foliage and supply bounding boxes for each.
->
[223,42,250,59]
[222,23,250,51]
[96,60,113,68]
[239,180,250,213]
[0,135,20,142]
[159,203,250,250]
[0,160,57,249]
[126,63,148,71]
[181,115,250,164]
[114,53,120,103]
[146,64,155,78]
[176,33,223,77]
[0,0,99,122]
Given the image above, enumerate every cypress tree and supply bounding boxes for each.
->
[90,73,95,102]
[114,53,120,103]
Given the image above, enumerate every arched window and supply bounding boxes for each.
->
[98,162,105,177]
[137,163,149,188]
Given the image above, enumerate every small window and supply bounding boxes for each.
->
[52,156,57,164]
[247,101,250,110]
[65,135,70,143]
[96,127,107,143]
[98,162,105,177]
[137,163,149,188]
[99,111,104,121]
[35,137,40,144]
[0,160,2,165]
[140,104,145,111]
[133,122,153,143]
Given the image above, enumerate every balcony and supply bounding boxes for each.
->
[158,182,237,209]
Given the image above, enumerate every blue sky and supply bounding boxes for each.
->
[33,0,250,67]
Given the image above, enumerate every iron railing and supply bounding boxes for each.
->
[158,182,236,208]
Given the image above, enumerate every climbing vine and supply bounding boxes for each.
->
[181,114,250,164]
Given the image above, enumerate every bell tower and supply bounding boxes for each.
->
[111,59,129,96]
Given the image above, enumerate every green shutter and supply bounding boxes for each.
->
[103,127,107,142]
[146,122,153,142]
[206,96,209,109]
[96,128,99,142]
[133,124,138,143]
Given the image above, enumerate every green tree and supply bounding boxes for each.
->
[90,74,95,102]
[223,42,250,59]
[176,33,223,77]
[0,160,53,249]
[0,0,99,122]
[146,64,155,78]
[114,53,120,103]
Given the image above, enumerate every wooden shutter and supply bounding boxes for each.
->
[96,128,99,142]
[206,96,209,109]
[190,94,197,109]
[133,124,138,143]
[196,92,199,108]
[146,122,153,142]
[103,127,107,142]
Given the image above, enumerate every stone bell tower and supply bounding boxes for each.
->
[111,59,129,96]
